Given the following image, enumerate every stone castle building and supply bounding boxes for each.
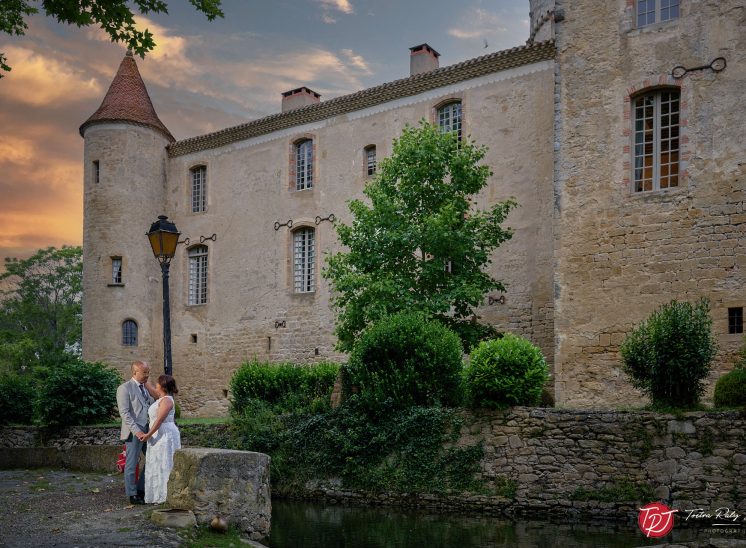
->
[81,0,746,415]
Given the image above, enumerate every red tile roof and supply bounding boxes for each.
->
[79,51,174,142]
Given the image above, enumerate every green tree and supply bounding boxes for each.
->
[0,0,224,77]
[323,122,517,351]
[0,246,82,359]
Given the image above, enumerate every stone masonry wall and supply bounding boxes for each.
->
[553,0,746,407]
[4,409,743,520]
[149,64,555,416]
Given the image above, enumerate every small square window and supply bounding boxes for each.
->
[728,307,743,334]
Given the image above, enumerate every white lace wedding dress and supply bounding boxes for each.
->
[144,395,181,504]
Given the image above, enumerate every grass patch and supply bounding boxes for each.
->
[88,417,230,427]
[570,479,654,503]
[117,527,133,533]
[177,417,230,425]
[30,480,52,492]
[183,525,244,547]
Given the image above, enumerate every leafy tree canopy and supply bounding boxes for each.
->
[0,246,82,362]
[0,0,224,76]
[323,122,517,352]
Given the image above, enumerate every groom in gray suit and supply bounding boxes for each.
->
[116,360,154,505]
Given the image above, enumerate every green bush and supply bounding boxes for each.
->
[713,369,746,408]
[231,397,484,496]
[620,299,717,408]
[230,360,339,415]
[35,359,121,426]
[0,373,36,424]
[464,334,549,408]
[346,312,463,408]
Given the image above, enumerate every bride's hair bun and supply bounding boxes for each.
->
[158,374,179,395]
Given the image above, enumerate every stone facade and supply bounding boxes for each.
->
[81,1,746,413]
[552,0,746,407]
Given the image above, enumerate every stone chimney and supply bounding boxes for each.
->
[281,86,321,113]
[409,43,440,76]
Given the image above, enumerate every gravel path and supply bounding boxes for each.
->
[0,469,188,547]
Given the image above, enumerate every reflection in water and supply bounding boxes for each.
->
[269,499,716,548]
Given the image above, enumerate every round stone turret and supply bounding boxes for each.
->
[80,52,173,372]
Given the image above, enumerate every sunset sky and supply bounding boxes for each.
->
[0,0,528,268]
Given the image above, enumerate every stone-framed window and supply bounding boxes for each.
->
[93,160,100,184]
[364,145,377,176]
[191,165,207,213]
[111,257,122,284]
[437,101,462,141]
[632,88,680,192]
[636,0,679,28]
[729,307,744,335]
[188,245,208,305]
[295,139,314,190]
[293,227,315,293]
[122,319,138,346]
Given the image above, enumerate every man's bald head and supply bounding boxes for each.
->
[131,360,151,383]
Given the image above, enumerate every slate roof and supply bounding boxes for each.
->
[80,51,175,142]
[168,40,555,158]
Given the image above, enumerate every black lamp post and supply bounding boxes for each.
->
[146,215,181,376]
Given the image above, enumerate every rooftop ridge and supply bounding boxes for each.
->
[168,40,555,157]
[80,52,175,142]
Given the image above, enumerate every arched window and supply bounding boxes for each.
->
[632,88,680,192]
[293,227,315,293]
[188,245,208,305]
[295,139,314,190]
[191,165,207,212]
[437,101,462,141]
[122,320,138,346]
[364,145,377,176]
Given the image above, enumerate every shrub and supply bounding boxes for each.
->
[464,334,549,408]
[346,312,463,408]
[230,360,339,415]
[713,369,746,408]
[231,396,484,495]
[35,359,121,426]
[0,373,35,424]
[620,299,717,408]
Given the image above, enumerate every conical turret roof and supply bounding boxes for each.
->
[79,51,175,142]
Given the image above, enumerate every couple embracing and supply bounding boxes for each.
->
[116,360,181,505]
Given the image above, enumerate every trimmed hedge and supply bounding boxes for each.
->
[0,373,35,424]
[464,334,549,408]
[620,299,717,408]
[346,312,463,409]
[34,359,121,426]
[230,360,339,415]
[713,369,746,408]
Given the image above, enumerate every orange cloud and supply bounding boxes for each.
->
[0,46,103,106]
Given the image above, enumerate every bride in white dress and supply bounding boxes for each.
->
[141,374,181,504]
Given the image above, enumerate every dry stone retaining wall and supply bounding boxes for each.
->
[2,409,743,520]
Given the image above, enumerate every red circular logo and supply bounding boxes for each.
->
[638,502,677,538]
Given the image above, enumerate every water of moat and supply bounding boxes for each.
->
[267,499,723,547]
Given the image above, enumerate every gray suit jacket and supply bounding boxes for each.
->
[116,379,154,441]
